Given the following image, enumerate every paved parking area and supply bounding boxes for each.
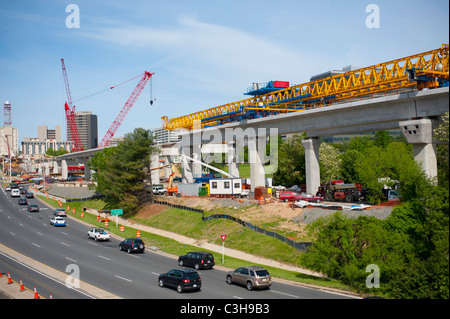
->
[46,185,96,199]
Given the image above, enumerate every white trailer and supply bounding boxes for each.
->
[209,178,244,197]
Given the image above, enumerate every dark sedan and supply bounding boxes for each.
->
[158,269,201,293]
[18,198,28,205]
[27,204,39,212]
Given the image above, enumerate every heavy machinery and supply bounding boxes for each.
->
[317,181,364,202]
[61,59,84,152]
[162,44,449,131]
[167,164,178,195]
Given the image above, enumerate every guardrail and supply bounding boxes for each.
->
[152,199,313,252]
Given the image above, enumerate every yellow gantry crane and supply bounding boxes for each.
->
[162,44,449,131]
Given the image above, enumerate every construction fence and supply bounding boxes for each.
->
[152,199,313,252]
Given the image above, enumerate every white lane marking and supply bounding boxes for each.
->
[115,275,132,282]
[65,257,77,263]
[60,242,71,247]
[270,290,300,299]
[98,255,111,261]
[233,296,243,299]
[151,272,160,276]
[36,232,43,236]
[32,243,40,248]
[10,232,15,236]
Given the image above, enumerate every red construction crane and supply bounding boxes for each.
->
[97,71,154,148]
[61,58,84,152]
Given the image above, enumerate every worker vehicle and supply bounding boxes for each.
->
[87,227,111,241]
[293,193,324,203]
[226,266,272,291]
[278,191,299,202]
[158,269,201,293]
[152,185,168,195]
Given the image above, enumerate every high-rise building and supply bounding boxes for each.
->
[67,111,98,150]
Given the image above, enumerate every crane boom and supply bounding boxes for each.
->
[61,58,84,152]
[98,71,154,148]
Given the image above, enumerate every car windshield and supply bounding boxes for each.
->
[256,270,270,277]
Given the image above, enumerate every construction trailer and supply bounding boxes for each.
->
[208,178,244,197]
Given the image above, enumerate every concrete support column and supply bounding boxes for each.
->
[302,137,321,195]
[181,146,194,184]
[227,141,240,178]
[61,159,68,180]
[150,154,160,185]
[400,118,438,181]
[163,156,172,179]
[248,135,265,192]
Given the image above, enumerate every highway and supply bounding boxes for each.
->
[0,185,356,300]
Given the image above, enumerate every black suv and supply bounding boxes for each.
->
[118,238,145,254]
[178,251,215,270]
[158,269,201,293]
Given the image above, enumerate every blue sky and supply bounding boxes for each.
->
[0,0,448,144]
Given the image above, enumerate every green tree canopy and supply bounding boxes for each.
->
[88,128,159,214]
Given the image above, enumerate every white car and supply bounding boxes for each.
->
[50,217,66,227]
[10,189,20,197]
[87,228,111,241]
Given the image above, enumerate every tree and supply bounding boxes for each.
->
[272,134,306,186]
[434,112,449,188]
[88,128,159,214]
[319,142,341,184]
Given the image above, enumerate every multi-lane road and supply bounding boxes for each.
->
[0,184,357,300]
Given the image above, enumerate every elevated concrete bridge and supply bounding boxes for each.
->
[159,87,449,194]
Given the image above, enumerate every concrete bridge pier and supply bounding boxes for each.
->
[400,118,439,182]
[302,137,321,195]
[248,135,266,191]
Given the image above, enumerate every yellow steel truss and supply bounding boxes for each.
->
[162,44,449,130]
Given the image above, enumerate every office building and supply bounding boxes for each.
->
[67,111,98,150]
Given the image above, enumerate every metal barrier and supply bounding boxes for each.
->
[152,199,313,252]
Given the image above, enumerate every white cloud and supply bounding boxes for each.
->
[79,16,315,82]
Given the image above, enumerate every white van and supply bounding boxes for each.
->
[10,189,20,197]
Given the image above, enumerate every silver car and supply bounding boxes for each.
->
[226,266,272,290]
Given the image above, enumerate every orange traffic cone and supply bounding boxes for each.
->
[136,230,141,238]
[33,286,39,299]
[72,208,76,214]
[105,220,108,227]
[120,225,124,232]
[19,279,24,292]
[7,273,12,284]
[81,211,84,218]
[96,215,100,222]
